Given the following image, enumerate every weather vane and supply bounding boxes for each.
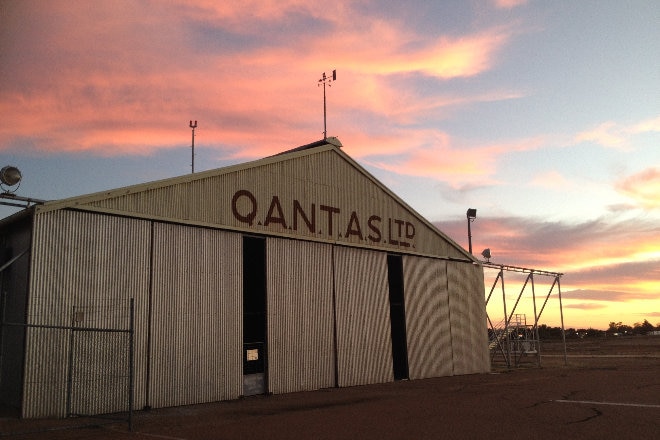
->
[189,120,197,173]
[318,70,336,139]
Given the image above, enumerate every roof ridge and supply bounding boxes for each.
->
[271,137,342,157]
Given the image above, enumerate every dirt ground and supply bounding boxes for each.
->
[1,336,658,440]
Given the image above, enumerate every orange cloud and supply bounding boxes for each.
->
[350,134,547,188]
[492,0,528,9]
[573,115,660,150]
[437,215,660,276]
[0,1,516,160]
[466,215,660,328]
[313,27,511,80]
[574,122,629,149]
[631,115,660,133]
[616,168,660,209]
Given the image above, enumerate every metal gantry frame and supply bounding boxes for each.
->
[484,262,566,369]
[0,193,46,209]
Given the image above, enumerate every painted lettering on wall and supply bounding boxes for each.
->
[231,189,416,247]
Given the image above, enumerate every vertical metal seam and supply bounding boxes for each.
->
[144,221,154,410]
[263,236,269,394]
[128,298,134,431]
[331,244,338,388]
[444,262,454,376]
[65,306,75,416]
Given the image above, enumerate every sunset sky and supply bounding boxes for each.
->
[1,0,658,330]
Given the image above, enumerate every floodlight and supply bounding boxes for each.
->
[466,208,477,254]
[481,248,491,261]
[0,166,22,186]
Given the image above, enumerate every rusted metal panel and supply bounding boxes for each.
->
[333,246,393,387]
[266,238,335,394]
[447,261,489,375]
[149,223,242,408]
[402,256,453,380]
[24,210,151,418]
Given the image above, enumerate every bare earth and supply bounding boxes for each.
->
[2,336,658,440]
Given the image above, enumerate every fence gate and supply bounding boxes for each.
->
[67,299,134,427]
[0,297,135,432]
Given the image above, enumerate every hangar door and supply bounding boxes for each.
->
[150,224,242,408]
[402,256,453,380]
[333,246,394,387]
[266,238,335,394]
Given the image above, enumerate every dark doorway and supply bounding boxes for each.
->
[243,236,267,395]
[387,254,409,380]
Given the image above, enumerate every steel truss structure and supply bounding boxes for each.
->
[484,262,566,369]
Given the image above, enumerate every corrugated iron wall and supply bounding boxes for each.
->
[25,210,151,418]
[333,246,393,387]
[402,256,453,380]
[149,223,242,408]
[447,261,489,375]
[266,238,335,394]
[466,262,490,371]
[21,201,487,417]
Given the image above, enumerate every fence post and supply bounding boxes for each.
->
[128,298,134,431]
[66,305,76,417]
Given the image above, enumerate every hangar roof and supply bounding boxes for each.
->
[31,138,474,260]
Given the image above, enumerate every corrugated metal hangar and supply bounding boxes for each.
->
[0,138,489,418]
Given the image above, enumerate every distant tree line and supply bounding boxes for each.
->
[536,319,660,339]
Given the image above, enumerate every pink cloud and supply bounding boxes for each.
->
[0,1,515,160]
[492,0,528,9]
[357,135,546,188]
[573,115,660,150]
[562,289,652,303]
[563,302,608,311]
[574,122,629,149]
[436,215,660,274]
[616,168,660,209]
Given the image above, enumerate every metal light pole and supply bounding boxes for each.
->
[189,120,197,173]
[318,70,336,139]
[466,208,477,254]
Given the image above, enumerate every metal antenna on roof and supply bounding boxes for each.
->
[318,70,336,139]
[189,120,197,173]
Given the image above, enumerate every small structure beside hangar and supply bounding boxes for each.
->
[0,137,489,418]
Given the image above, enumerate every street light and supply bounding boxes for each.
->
[466,208,477,254]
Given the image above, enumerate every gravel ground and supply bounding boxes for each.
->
[2,336,658,440]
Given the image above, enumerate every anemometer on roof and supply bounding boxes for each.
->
[318,70,337,140]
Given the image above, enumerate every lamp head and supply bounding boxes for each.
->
[0,166,22,187]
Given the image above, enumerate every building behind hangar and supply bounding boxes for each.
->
[0,138,489,418]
